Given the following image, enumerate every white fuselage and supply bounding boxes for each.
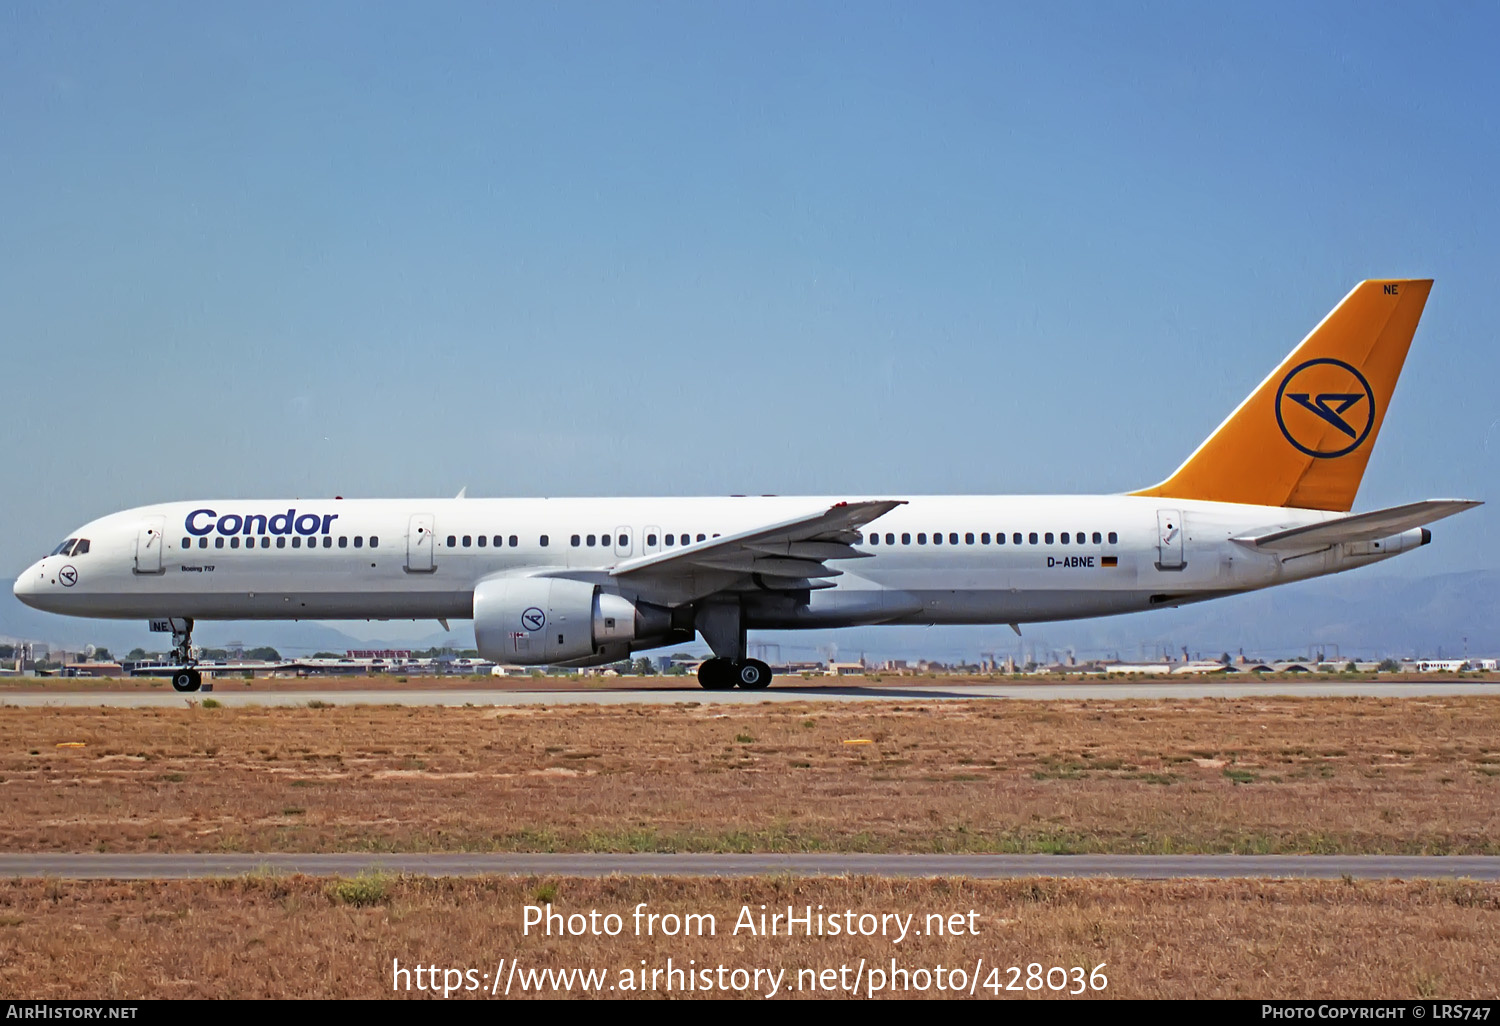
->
[12,494,1423,634]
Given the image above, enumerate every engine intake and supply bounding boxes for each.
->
[473,576,672,665]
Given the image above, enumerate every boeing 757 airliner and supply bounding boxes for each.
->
[14,280,1479,691]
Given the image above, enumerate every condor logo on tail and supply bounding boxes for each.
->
[1274,358,1376,459]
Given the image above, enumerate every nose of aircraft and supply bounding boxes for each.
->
[13,562,42,608]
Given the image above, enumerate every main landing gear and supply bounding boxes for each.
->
[167,618,202,693]
[697,657,773,691]
[693,601,772,690]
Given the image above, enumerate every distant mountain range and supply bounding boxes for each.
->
[3,568,1495,663]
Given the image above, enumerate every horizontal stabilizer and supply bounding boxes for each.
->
[1236,499,1481,552]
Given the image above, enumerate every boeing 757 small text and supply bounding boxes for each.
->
[15,280,1478,691]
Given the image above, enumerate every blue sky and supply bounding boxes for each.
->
[2,2,1496,646]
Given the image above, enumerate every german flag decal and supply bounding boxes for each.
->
[1101,556,1118,567]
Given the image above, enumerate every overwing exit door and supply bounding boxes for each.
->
[406,514,436,572]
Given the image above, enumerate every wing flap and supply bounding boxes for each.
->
[697,555,844,578]
[744,540,870,561]
[610,499,903,601]
[1237,499,1481,552]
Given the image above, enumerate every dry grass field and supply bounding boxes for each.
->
[0,875,1495,999]
[2,696,1497,854]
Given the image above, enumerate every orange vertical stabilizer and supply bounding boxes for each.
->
[1132,279,1432,511]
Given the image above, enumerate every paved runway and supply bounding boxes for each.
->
[0,680,1493,707]
[1,853,1496,880]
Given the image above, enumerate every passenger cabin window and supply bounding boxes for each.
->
[199,538,208,549]
[696,534,706,542]
[354,536,363,548]
[461,536,471,547]
[586,535,596,547]
[1028,533,1038,544]
[509,535,519,547]
[917,533,927,544]
[885,533,894,545]
[477,536,486,547]
[901,533,911,544]
[231,537,240,549]
[647,534,657,546]
[339,537,348,548]
[965,533,974,544]
[949,532,959,545]
[323,536,332,548]
[182,537,191,549]
[571,535,581,547]
[539,535,548,547]
[261,537,270,548]
[981,533,990,544]
[1061,533,1070,544]
[446,535,456,547]
[291,537,301,548]
[277,537,286,548]
[215,537,224,549]
[665,534,675,546]
[1093,531,1102,544]
[868,534,878,545]
[1108,531,1118,544]
[932,532,941,545]
[1045,532,1054,544]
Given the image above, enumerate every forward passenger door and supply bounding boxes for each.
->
[134,516,165,575]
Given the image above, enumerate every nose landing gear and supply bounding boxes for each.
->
[166,618,201,693]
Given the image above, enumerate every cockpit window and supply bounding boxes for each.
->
[50,539,76,556]
[71,539,90,555]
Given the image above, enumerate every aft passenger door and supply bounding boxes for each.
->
[406,514,436,573]
[134,516,166,575]
[1156,509,1185,570]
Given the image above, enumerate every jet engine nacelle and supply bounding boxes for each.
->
[473,575,672,665]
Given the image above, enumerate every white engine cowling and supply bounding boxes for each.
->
[473,576,670,665]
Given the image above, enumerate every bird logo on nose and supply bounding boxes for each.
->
[59,566,78,587]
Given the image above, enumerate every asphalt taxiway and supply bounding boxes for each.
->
[0,680,1492,707]
[0,853,1496,880]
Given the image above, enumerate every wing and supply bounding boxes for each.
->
[609,499,905,604]
[1235,499,1481,552]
